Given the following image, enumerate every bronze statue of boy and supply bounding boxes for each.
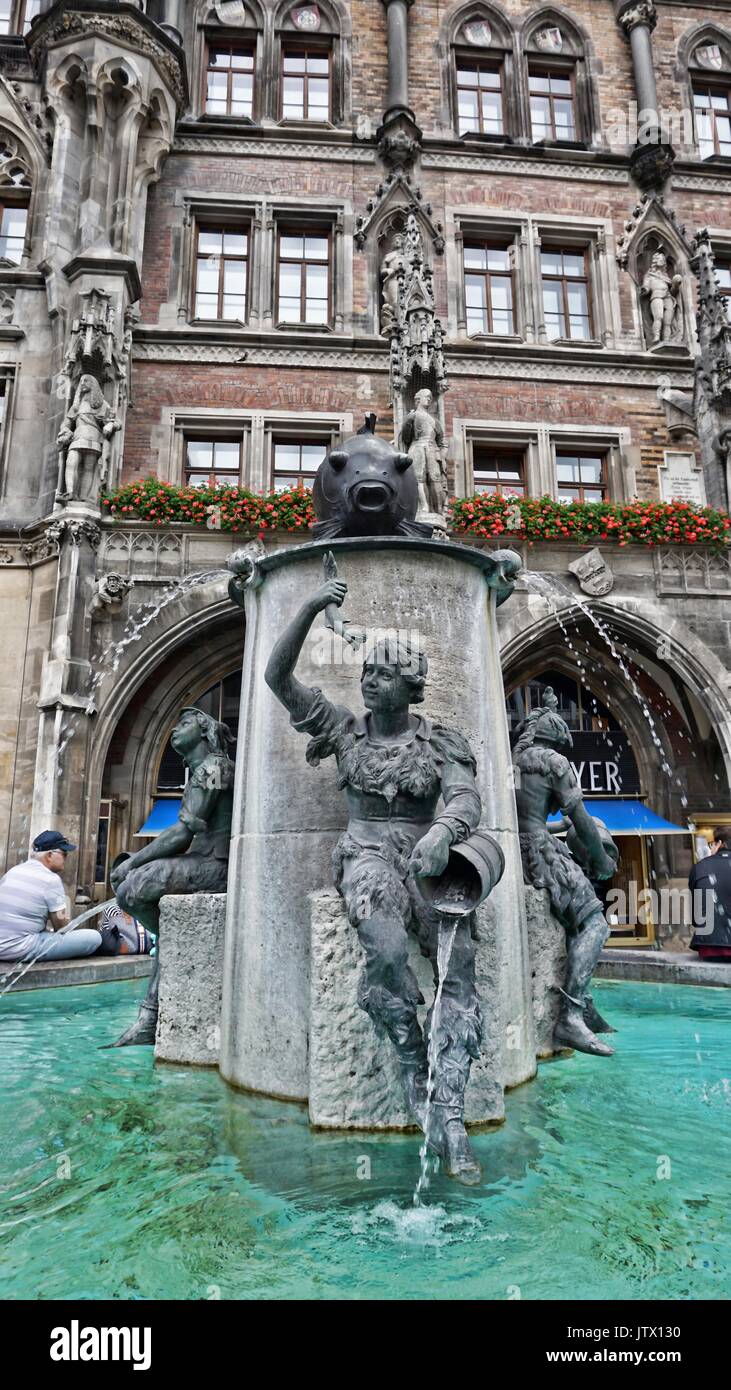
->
[108,706,234,1047]
[512,688,618,1056]
[265,572,486,1184]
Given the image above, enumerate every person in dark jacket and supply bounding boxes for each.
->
[689,826,731,960]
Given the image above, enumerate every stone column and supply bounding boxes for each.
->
[219,537,536,1111]
[615,1,673,189]
[383,0,410,116]
[378,0,421,168]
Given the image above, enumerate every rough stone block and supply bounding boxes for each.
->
[308,888,505,1131]
[524,885,567,1058]
[155,892,226,1067]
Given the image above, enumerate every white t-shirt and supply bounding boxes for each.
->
[0,859,67,961]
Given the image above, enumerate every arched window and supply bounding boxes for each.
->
[273,0,349,128]
[446,4,516,141]
[194,1,265,122]
[521,8,598,149]
[684,28,731,162]
[0,132,32,267]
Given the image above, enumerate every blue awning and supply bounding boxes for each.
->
[135,799,182,837]
[548,798,688,836]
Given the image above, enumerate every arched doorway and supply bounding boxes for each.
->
[503,617,731,948]
[93,615,244,897]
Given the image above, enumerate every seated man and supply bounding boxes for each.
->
[0,831,101,962]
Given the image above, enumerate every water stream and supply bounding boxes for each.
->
[414,922,457,1206]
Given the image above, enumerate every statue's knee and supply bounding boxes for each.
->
[115,879,134,914]
[359,913,409,977]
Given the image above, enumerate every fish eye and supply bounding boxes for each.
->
[395,453,412,473]
[329,450,348,472]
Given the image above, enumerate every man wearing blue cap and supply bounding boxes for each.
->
[0,831,102,962]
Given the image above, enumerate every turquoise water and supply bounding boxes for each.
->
[0,978,729,1300]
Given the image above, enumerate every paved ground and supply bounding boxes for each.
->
[597,949,731,988]
[1,955,154,993]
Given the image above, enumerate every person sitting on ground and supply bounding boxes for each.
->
[0,831,102,962]
[689,825,731,962]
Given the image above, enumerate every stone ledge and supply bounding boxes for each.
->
[596,949,731,988]
[1,954,153,993]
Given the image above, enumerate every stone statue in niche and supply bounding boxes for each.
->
[399,387,448,523]
[512,687,619,1056]
[56,374,120,503]
[379,232,406,335]
[107,706,235,1047]
[640,249,685,349]
[264,562,507,1184]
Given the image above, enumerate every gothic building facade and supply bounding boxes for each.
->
[0,0,730,946]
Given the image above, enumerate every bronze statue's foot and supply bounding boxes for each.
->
[104,1003,158,1048]
[583,994,617,1035]
[426,1108,482,1186]
[555,1011,614,1057]
[402,1066,427,1129]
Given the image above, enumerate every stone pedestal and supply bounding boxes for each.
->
[524,885,567,1058]
[309,888,507,1130]
[155,893,226,1066]
[220,536,535,1117]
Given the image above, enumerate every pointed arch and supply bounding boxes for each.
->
[678,21,731,162]
[519,4,601,148]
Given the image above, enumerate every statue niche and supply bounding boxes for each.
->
[638,239,687,352]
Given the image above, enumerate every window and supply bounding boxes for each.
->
[273,438,328,491]
[473,446,525,496]
[717,257,731,319]
[464,242,514,335]
[0,201,26,264]
[541,248,592,341]
[281,47,331,121]
[507,670,621,734]
[194,225,248,322]
[529,67,575,142]
[456,60,504,136]
[184,438,241,488]
[693,83,731,160]
[0,1,39,34]
[276,230,330,326]
[555,450,607,503]
[205,42,254,118]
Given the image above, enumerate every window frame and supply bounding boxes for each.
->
[692,80,731,161]
[472,443,527,497]
[0,194,29,267]
[540,244,594,343]
[271,434,330,491]
[202,38,256,121]
[462,237,515,337]
[192,221,250,325]
[183,434,244,490]
[0,1,38,36]
[279,41,333,124]
[528,62,578,144]
[554,448,609,504]
[275,224,332,329]
[454,54,506,138]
